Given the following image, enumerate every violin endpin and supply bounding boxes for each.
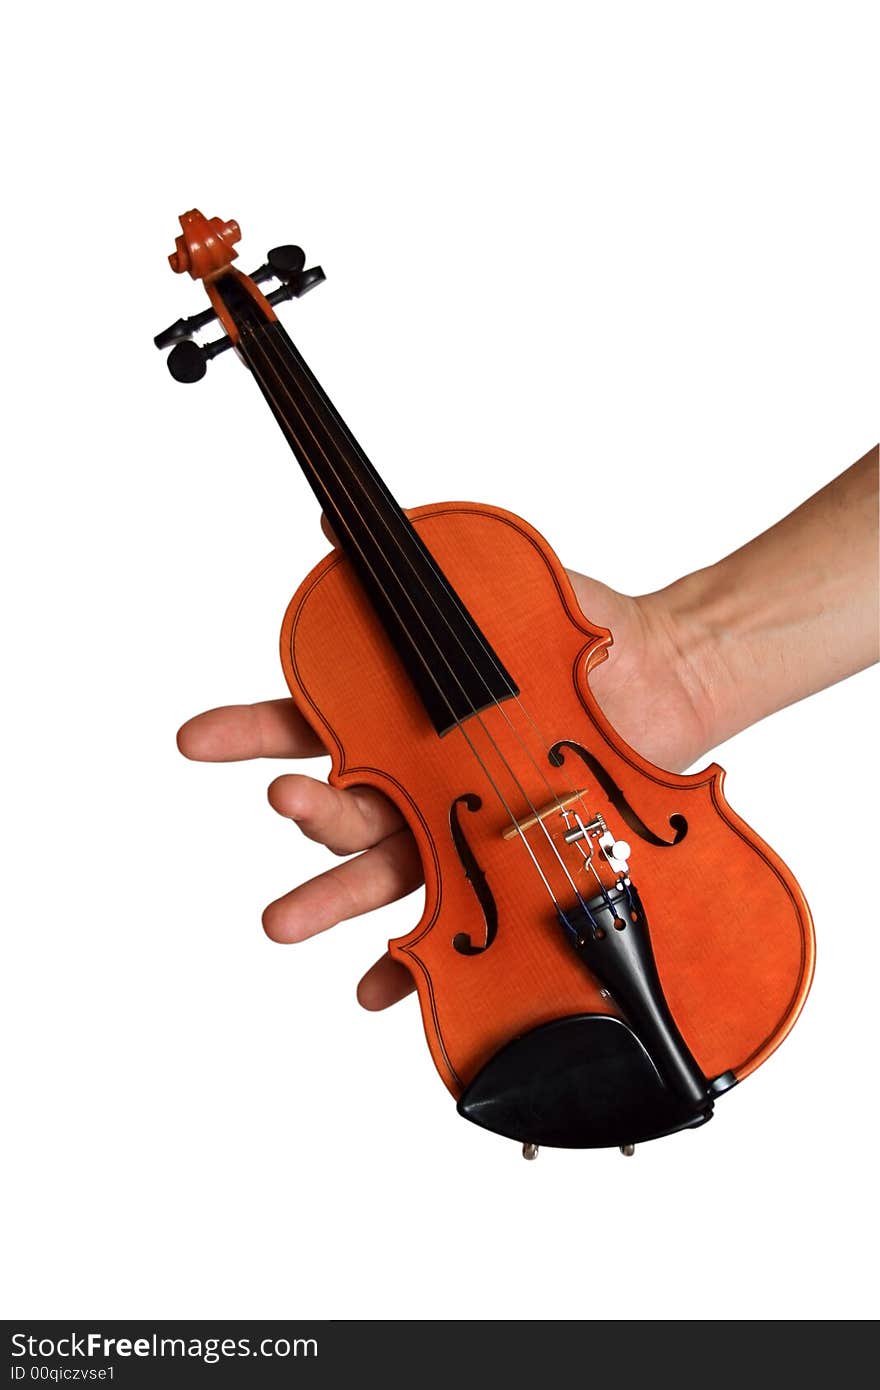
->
[619,1143,636,1157]
[522,1142,539,1160]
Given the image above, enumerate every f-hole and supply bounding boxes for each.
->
[449,793,498,955]
[549,741,688,847]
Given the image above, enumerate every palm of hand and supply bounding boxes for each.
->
[178,569,710,1010]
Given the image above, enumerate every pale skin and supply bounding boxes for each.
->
[178,447,879,1009]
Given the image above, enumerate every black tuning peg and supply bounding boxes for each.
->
[154,240,325,383]
[166,334,234,384]
[249,245,325,299]
[154,304,219,350]
[292,264,326,296]
[265,264,326,307]
[267,245,306,279]
[167,340,207,383]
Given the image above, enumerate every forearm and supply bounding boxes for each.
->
[647,447,879,751]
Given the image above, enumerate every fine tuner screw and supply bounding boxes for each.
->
[154,244,326,383]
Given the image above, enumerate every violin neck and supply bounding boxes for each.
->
[213,272,518,735]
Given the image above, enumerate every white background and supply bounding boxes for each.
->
[2,2,877,1322]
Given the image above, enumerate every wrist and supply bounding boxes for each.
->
[568,564,731,772]
[630,452,879,765]
[637,568,744,761]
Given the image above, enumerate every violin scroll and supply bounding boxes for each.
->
[168,209,241,280]
[155,211,326,383]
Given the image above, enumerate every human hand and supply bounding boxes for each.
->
[177,566,710,1011]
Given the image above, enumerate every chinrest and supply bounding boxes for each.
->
[457,1014,726,1149]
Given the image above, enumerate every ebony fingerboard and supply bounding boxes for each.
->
[214,272,518,735]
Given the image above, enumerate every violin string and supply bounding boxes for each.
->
[246,321,604,907]
[240,320,585,911]
[242,312,607,872]
[251,315,610,890]
[238,318,593,913]
[231,327,559,907]
[268,324,589,770]
[250,319,620,910]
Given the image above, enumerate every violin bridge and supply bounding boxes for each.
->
[501,790,586,840]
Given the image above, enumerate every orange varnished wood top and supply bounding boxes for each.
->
[280,502,815,1096]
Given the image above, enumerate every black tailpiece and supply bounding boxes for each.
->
[458,880,736,1149]
[558,882,708,1111]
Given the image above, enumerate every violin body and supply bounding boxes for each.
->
[158,209,815,1153]
[281,501,814,1138]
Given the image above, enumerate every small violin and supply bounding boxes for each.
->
[156,210,814,1157]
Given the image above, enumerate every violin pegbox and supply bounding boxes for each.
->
[154,208,326,383]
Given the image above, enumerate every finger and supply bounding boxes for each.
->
[262,828,423,943]
[268,774,405,855]
[177,699,325,762]
[357,952,417,1011]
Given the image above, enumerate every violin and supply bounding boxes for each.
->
[156,209,815,1158]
